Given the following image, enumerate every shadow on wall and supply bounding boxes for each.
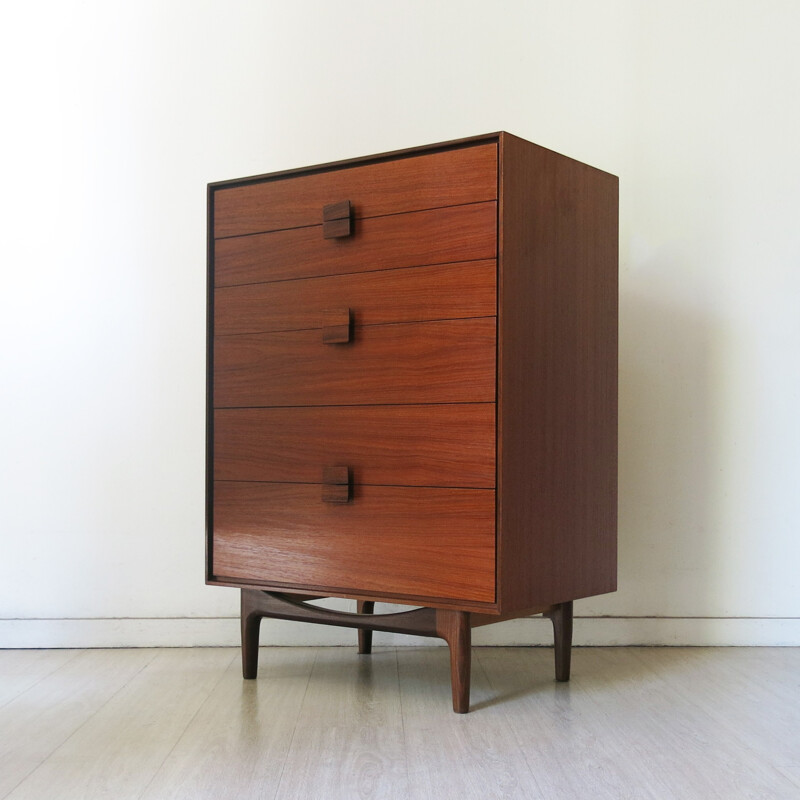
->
[289,248,722,646]
[617,248,717,632]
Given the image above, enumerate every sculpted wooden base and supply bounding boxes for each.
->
[240,589,573,713]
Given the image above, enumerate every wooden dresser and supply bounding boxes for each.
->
[207,132,618,712]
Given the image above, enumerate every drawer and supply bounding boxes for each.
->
[212,482,495,603]
[214,260,496,336]
[214,403,495,488]
[213,317,496,408]
[213,143,497,238]
[214,201,496,287]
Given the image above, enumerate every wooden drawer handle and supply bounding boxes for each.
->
[322,200,353,239]
[322,307,352,344]
[322,465,351,504]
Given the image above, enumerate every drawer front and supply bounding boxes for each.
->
[215,260,496,336]
[213,143,497,238]
[214,403,495,488]
[214,317,496,408]
[212,482,495,603]
[214,201,496,287]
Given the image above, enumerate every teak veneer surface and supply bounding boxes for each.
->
[213,201,497,287]
[213,142,497,238]
[214,403,495,488]
[214,316,496,409]
[214,259,496,336]
[495,133,618,610]
[206,132,618,711]
[213,482,495,603]
[208,133,617,611]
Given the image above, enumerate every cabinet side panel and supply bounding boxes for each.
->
[497,134,618,611]
[206,185,215,582]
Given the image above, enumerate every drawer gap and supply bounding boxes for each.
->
[213,256,495,289]
[213,198,500,241]
[214,313,497,339]
[213,479,496,491]
[213,400,497,411]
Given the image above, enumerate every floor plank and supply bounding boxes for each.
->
[5,648,232,800]
[274,647,408,800]
[398,646,543,800]
[477,647,661,799]
[633,647,800,770]
[138,648,313,800]
[570,648,799,800]
[0,649,80,709]
[1,647,798,800]
[777,766,800,790]
[0,648,157,798]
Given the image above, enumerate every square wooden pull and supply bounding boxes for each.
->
[322,308,352,344]
[322,465,351,503]
[322,200,353,238]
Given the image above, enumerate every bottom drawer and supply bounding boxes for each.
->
[212,482,495,603]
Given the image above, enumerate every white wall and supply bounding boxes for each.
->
[2,1,798,647]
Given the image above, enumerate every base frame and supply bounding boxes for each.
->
[240,590,574,713]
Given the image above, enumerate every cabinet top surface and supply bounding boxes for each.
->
[208,132,505,191]
[207,131,617,192]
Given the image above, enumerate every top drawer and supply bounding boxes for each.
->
[212,143,497,239]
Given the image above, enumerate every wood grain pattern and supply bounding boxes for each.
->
[214,317,496,408]
[356,599,375,654]
[10,648,800,798]
[496,132,618,612]
[242,591,441,642]
[0,648,79,708]
[214,260,496,336]
[213,143,497,238]
[561,648,800,799]
[633,647,800,773]
[3,650,231,800]
[206,133,619,694]
[213,404,495,488]
[206,578,498,614]
[0,650,157,799]
[545,600,573,681]
[322,217,352,239]
[321,308,352,344]
[212,482,495,603]
[435,610,472,713]
[395,647,538,793]
[275,647,409,798]
[138,651,314,800]
[322,200,353,239]
[321,466,351,504]
[322,200,352,222]
[213,201,496,287]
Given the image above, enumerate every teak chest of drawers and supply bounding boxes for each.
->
[207,132,618,712]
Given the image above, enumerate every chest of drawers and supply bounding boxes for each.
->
[207,132,618,712]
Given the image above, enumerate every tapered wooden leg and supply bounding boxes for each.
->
[436,609,471,713]
[547,600,573,681]
[241,589,264,679]
[357,600,375,654]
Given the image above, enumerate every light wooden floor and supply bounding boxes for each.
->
[1,646,798,799]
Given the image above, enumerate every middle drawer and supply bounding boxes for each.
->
[215,260,496,336]
[214,316,496,408]
[214,403,495,488]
